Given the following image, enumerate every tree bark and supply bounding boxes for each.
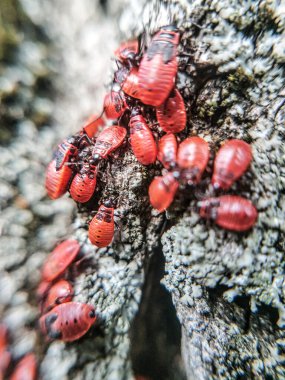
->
[1,0,284,379]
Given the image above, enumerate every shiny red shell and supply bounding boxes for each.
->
[70,165,97,203]
[138,27,180,106]
[156,89,186,133]
[177,136,209,184]
[42,280,73,313]
[114,39,139,62]
[92,125,126,159]
[129,114,157,165]
[39,302,96,342]
[0,324,11,379]
[199,195,258,231]
[82,114,104,138]
[88,204,114,247]
[10,353,37,380]
[149,172,179,212]
[212,139,253,190]
[157,133,177,169]
[104,88,127,119]
[45,159,73,200]
[42,239,80,282]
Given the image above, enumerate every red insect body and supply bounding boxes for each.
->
[138,26,180,106]
[115,66,141,99]
[104,86,127,120]
[121,67,141,99]
[82,114,104,139]
[156,88,186,133]
[0,325,8,352]
[42,239,80,282]
[54,139,79,171]
[42,280,73,313]
[177,137,209,184]
[199,195,258,231]
[114,39,139,62]
[10,353,37,380]
[36,280,51,301]
[0,324,11,379]
[129,110,157,165]
[92,126,126,160]
[149,172,179,212]
[69,164,97,203]
[45,159,73,200]
[39,302,96,342]
[157,133,177,169]
[212,139,253,190]
[88,203,114,247]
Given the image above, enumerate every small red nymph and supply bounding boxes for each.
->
[157,133,177,169]
[39,302,96,342]
[116,67,141,99]
[177,136,209,184]
[199,195,258,231]
[212,139,253,190]
[10,353,37,380]
[138,25,180,106]
[156,88,186,133]
[54,137,79,171]
[92,125,126,162]
[149,171,179,212]
[81,114,105,139]
[129,108,157,165]
[69,163,97,203]
[42,279,74,313]
[45,159,74,200]
[114,39,139,63]
[88,201,115,248]
[0,324,11,379]
[42,239,80,282]
[104,85,127,120]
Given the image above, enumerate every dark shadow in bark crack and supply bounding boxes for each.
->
[130,242,186,380]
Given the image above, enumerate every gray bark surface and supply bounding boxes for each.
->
[0,0,284,379]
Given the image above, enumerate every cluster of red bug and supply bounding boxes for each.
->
[150,137,258,231]
[37,239,96,342]
[0,324,37,379]
[45,24,258,255]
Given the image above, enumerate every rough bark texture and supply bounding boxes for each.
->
[0,0,284,379]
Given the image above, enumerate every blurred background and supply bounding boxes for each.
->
[0,0,130,377]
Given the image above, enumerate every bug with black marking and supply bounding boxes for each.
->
[199,195,258,231]
[129,107,157,165]
[88,200,115,247]
[39,302,96,342]
[69,162,98,203]
[103,84,128,120]
[114,39,139,65]
[92,125,127,163]
[138,25,180,106]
